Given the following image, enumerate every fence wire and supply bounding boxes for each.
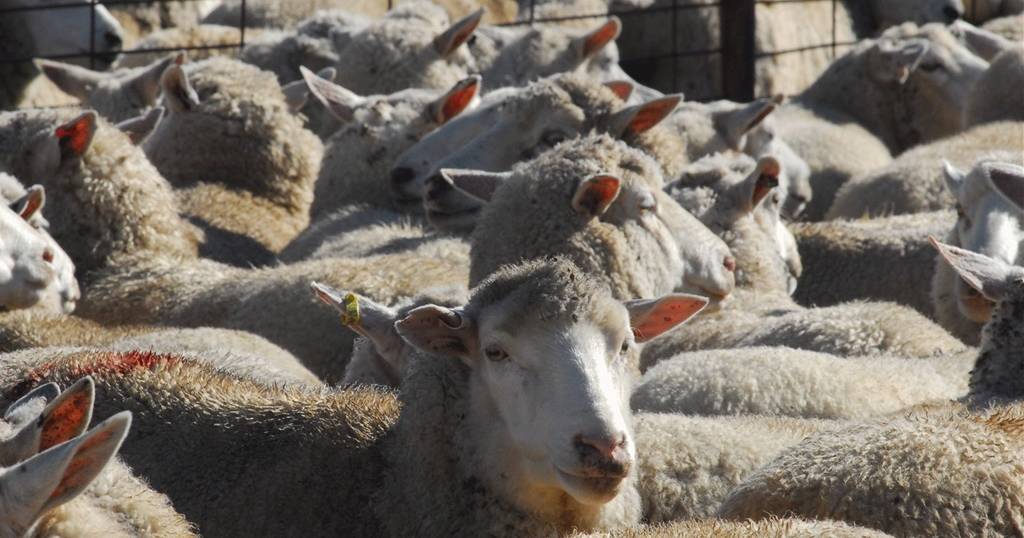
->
[2,0,859,106]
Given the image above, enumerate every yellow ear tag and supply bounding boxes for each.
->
[340,293,361,326]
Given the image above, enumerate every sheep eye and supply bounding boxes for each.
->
[485,345,509,362]
[542,131,567,146]
[619,340,630,354]
[919,63,942,72]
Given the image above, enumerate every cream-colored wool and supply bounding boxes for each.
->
[983,13,1024,40]
[577,517,893,537]
[113,25,263,69]
[105,0,208,47]
[827,122,1024,219]
[966,45,1024,127]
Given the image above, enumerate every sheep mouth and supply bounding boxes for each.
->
[555,467,627,504]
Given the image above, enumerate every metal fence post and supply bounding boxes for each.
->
[719,0,755,101]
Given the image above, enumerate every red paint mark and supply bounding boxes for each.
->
[55,113,95,157]
[440,79,478,123]
[4,351,179,403]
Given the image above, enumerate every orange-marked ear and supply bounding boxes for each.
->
[12,185,45,222]
[751,156,781,209]
[44,411,131,512]
[572,174,621,218]
[578,17,621,59]
[39,378,94,452]
[433,8,484,58]
[55,111,97,159]
[626,294,709,343]
[627,95,680,135]
[603,80,634,102]
[433,75,480,124]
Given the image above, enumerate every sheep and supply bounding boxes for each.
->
[114,107,165,145]
[204,0,516,29]
[144,58,323,263]
[237,13,366,86]
[0,187,74,314]
[461,134,737,303]
[932,157,1024,344]
[982,13,1024,40]
[792,211,956,315]
[667,97,813,220]
[577,518,894,537]
[966,45,1024,126]
[112,24,264,69]
[35,54,179,123]
[631,346,974,420]
[0,109,203,278]
[305,68,481,217]
[0,0,123,109]
[826,122,1024,220]
[1,378,195,537]
[392,74,687,233]
[717,401,1024,536]
[102,0,209,47]
[0,258,705,535]
[778,22,990,219]
[1,180,80,314]
[642,154,967,370]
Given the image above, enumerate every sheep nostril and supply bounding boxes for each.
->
[390,167,416,187]
[42,249,54,264]
[943,6,961,22]
[723,256,737,273]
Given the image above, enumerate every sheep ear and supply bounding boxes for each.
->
[742,156,781,212]
[33,411,132,519]
[575,17,621,59]
[626,294,708,342]
[300,65,364,122]
[127,53,180,106]
[871,38,929,84]
[35,59,103,100]
[987,163,1024,213]
[952,20,1013,61]
[433,8,483,58]
[942,160,966,195]
[607,95,682,137]
[2,378,94,468]
[160,64,199,114]
[573,174,621,217]
[603,80,634,102]
[430,75,481,125]
[115,107,164,145]
[10,185,45,222]
[719,95,781,150]
[4,382,60,421]
[930,237,1022,302]
[441,168,511,203]
[310,282,406,361]
[395,305,478,362]
[54,111,97,162]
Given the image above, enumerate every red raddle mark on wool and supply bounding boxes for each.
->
[4,351,180,403]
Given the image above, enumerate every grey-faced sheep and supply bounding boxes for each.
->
[35,54,178,123]
[777,22,989,219]
[145,57,323,264]
[827,122,1024,219]
[932,158,1024,345]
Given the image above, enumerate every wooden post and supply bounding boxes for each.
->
[720,0,756,101]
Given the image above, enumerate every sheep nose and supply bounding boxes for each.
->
[390,167,416,187]
[574,433,631,475]
[943,6,962,22]
[104,31,122,50]
[425,173,451,199]
[723,256,736,273]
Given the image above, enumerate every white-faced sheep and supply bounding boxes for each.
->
[0,0,123,109]
[0,187,69,313]
[392,74,686,233]
[778,23,989,219]
[827,123,1024,219]
[0,109,203,278]
[631,346,974,420]
[35,54,179,123]
[792,210,956,314]
[1,378,194,537]
[145,57,323,263]
[304,68,481,217]
[932,158,1024,344]
[643,154,967,369]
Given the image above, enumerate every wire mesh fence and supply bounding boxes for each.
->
[2,0,863,107]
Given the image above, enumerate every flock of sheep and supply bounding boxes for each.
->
[0,0,1022,536]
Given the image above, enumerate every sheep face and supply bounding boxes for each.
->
[396,259,706,514]
[870,0,965,28]
[5,186,79,315]
[0,199,60,312]
[36,55,176,123]
[944,160,1024,322]
[13,0,124,68]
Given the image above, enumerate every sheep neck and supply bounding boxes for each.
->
[969,288,1024,405]
[465,371,641,533]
